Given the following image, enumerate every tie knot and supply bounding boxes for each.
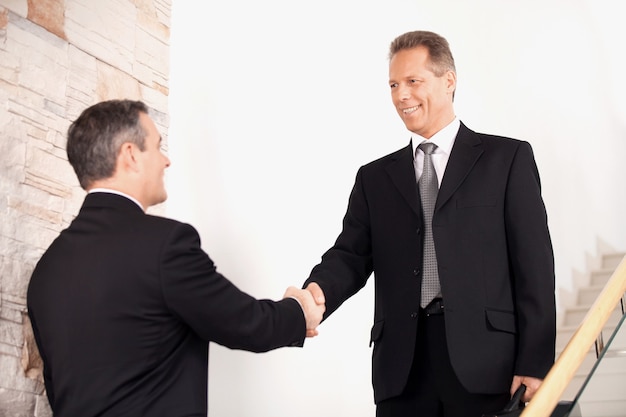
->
[418,142,437,155]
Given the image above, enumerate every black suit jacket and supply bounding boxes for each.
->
[305,122,555,403]
[27,192,306,417]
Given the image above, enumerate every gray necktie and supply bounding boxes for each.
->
[418,142,440,307]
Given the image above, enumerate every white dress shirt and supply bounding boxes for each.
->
[410,117,460,187]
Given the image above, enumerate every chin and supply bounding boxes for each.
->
[403,124,419,134]
[151,193,168,207]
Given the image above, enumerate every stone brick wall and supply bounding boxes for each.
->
[0,1,171,415]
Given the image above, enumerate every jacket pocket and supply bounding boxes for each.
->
[485,309,517,334]
[369,320,384,347]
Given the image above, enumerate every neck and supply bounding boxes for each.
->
[87,180,146,211]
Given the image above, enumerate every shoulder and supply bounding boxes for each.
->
[459,123,531,151]
[361,143,412,171]
[143,214,200,240]
[455,124,537,167]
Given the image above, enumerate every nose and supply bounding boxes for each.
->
[392,84,411,103]
[396,84,411,100]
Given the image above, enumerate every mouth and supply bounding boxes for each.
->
[402,105,421,115]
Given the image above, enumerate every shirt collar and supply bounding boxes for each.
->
[88,188,144,211]
[410,117,460,158]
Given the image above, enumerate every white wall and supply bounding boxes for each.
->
[167,1,626,415]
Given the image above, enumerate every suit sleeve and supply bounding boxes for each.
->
[304,167,374,318]
[159,222,306,352]
[505,141,556,378]
[27,313,56,410]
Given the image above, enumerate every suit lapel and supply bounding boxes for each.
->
[436,123,484,210]
[386,143,422,218]
[385,124,483,216]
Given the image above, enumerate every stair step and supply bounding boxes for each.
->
[562,304,624,327]
[562,369,626,416]
[555,349,626,376]
[556,323,625,351]
[589,269,615,286]
[577,285,606,305]
[601,252,626,270]
[555,251,625,417]
[562,368,626,397]
[575,399,626,417]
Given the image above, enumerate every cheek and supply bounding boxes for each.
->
[390,87,404,100]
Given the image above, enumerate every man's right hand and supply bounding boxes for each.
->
[283,286,325,337]
[304,282,326,337]
[305,282,325,305]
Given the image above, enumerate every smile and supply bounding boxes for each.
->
[402,105,421,115]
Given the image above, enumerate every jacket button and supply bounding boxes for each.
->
[410,312,418,318]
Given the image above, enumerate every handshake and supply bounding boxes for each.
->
[284,283,326,338]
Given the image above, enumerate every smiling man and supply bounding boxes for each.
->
[303,30,556,417]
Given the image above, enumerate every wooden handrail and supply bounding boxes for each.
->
[521,254,626,416]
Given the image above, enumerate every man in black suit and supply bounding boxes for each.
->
[27,99,325,417]
[304,30,556,416]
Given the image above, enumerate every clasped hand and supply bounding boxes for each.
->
[283,282,326,337]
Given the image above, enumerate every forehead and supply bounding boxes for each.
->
[389,46,432,75]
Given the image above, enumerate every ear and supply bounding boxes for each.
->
[445,70,457,94]
[118,142,141,174]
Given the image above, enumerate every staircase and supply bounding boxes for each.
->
[557,252,626,417]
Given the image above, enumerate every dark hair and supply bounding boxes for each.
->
[388,30,456,77]
[66,99,148,190]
